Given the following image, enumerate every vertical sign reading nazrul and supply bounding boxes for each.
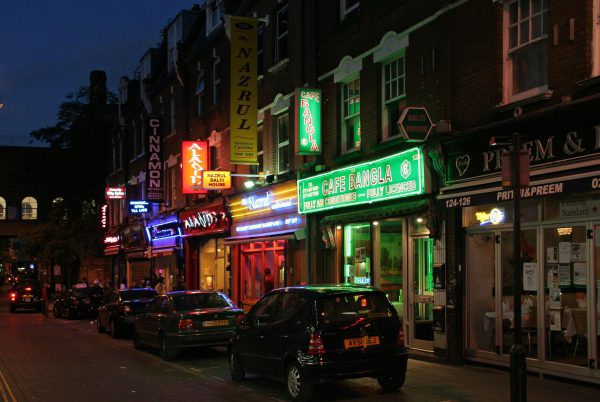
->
[146,116,164,202]
[230,16,258,165]
[295,88,321,155]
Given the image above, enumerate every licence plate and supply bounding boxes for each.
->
[83,298,91,304]
[203,319,229,327]
[344,336,380,349]
[24,297,31,303]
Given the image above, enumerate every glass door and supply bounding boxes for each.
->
[410,237,434,350]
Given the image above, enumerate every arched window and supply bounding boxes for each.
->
[0,197,6,220]
[21,197,38,220]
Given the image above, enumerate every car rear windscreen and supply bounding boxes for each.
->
[73,288,90,298]
[318,292,395,323]
[173,293,232,311]
[121,290,157,301]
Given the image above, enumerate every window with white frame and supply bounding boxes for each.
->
[341,0,359,20]
[275,3,289,63]
[0,196,6,220]
[167,17,183,71]
[196,70,205,116]
[213,58,221,105]
[21,197,38,220]
[276,114,290,174]
[341,77,361,153]
[505,0,548,102]
[206,0,223,35]
[382,55,406,140]
[251,125,264,175]
[139,53,152,97]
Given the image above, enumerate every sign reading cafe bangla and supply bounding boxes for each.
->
[297,147,425,214]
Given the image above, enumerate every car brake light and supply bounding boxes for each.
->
[123,306,132,313]
[307,332,326,356]
[10,292,17,301]
[178,319,193,331]
[397,327,405,348]
[25,287,32,292]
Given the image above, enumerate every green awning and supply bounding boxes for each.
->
[319,197,433,224]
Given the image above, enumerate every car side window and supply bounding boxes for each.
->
[251,292,282,324]
[281,293,308,320]
[148,297,162,313]
[159,297,170,314]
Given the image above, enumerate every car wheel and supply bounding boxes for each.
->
[286,361,313,402]
[110,320,121,339]
[9,305,16,314]
[159,334,177,361]
[229,350,245,381]
[133,330,144,350]
[377,369,406,391]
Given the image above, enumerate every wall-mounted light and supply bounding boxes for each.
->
[373,221,379,226]
[243,180,255,189]
[416,217,424,223]
[336,225,342,230]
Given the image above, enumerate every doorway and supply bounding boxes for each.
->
[409,237,434,350]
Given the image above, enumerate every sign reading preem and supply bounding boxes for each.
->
[297,147,425,214]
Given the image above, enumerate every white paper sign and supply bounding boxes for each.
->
[573,262,587,285]
[523,263,538,291]
[558,242,571,264]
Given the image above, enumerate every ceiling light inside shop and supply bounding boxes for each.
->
[373,221,379,226]
[336,225,342,230]
[416,217,424,223]
[557,227,572,236]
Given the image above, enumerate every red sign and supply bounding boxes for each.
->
[105,187,125,199]
[398,107,433,142]
[100,204,108,228]
[179,204,230,236]
[182,141,209,194]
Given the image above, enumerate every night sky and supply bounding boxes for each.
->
[0,1,198,147]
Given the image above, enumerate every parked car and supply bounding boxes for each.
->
[52,287,93,319]
[8,279,42,313]
[97,288,157,338]
[228,284,408,402]
[133,290,243,361]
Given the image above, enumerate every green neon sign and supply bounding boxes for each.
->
[295,88,321,155]
[297,147,425,214]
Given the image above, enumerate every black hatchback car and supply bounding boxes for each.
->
[133,290,243,360]
[53,287,93,319]
[228,284,408,402]
[97,288,157,338]
[9,280,42,313]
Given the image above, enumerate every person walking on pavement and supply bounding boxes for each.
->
[154,277,166,294]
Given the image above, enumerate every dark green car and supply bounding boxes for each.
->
[133,290,243,360]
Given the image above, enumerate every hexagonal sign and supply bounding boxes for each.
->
[398,107,433,142]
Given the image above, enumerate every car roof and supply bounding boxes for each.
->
[275,284,381,297]
[119,287,156,292]
[166,290,224,296]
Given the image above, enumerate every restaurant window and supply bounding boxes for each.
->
[343,223,371,286]
[341,77,361,153]
[463,199,539,228]
[0,197,5,220]
[206,0,223,35]
[276,114,290,174]
[382,55,406,140]
[275,3,288,63]
[505,0,548,102]
[378,219,403,317]
[241,240,286,305]
[21,197,38,220]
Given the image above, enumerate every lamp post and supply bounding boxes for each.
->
[509,132,527,402]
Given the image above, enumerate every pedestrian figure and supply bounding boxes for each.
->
[264,268,274,293]
[154,277,166,294]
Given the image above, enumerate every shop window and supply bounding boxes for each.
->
[341,78,361,153]
[343,223,371,285]
[504,0,548,102]
[378,220,403,317]
[543,196,600,222]
[21,196,38,220]
[381,55,406,140]
[463,199,539,228]
[0,196,5,220]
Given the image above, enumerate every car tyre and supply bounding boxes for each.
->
[159,334,177,361]
[229,350,245,381]
[133,330,144,350]
[377,369,406,391]
[286,361,313,402]
[110,319,121,339]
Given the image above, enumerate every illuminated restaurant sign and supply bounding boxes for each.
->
[105,187,125,199]
[230,16,258,165]
[182,141,209,194]
[179,204,230,236]
[100,204,108,228]
[297,147,425,214]
[475,208,505,225]
[295,88,321,155]
[229,181,298,221]
[232,213,304,236]
[103,235,120,245]
[146,219,182,241]
[202,170,231,190]
[128,200,150,215]
[146,117,164,202]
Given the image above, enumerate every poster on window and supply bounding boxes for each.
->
[355,247,366,263]
[523,263,538,291]
[546,247,558,263]
[571,243,586,262]
[558,242,571,264]
[558,264,571,286]
[547,265,560,308]
[549,309,562,331]
[573,262,587,285]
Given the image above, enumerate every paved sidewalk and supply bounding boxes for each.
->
[401,358,599,402]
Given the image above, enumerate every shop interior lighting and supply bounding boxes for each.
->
[336,225,342,230]
[557,227,572,236]
[416,217,424,223]
[373,221,379,226]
